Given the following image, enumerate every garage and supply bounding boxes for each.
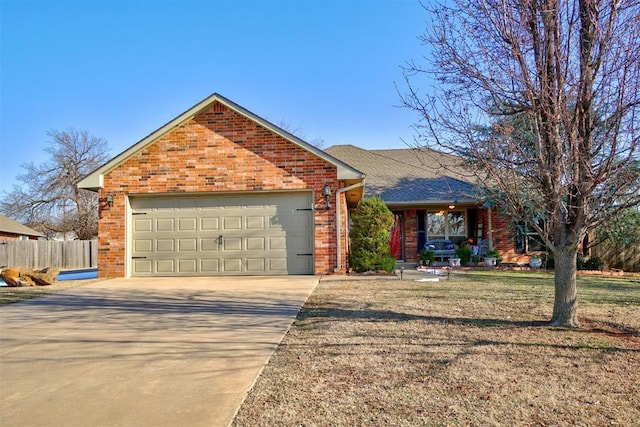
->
[78,93,365,277]
[129,192,314,276]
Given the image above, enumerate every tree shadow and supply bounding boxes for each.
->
[297,306,640,352]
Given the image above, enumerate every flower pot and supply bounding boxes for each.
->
[449,257,461,267]
[484,257,497,267]
[529,257,542,268]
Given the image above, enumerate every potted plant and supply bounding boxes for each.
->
[529,254,542,268]
[484,249,501,267]
[454,245,472,266]
[419,249,435,267]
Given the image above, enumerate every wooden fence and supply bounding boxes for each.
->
[591,244,640,272]
[0,240,97,270]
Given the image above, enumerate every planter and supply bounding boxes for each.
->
[449,257,461,267]
[529,257,542,268]
[484,257,497,267]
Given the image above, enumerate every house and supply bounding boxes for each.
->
[78,94,365,277]
[0,215,45,240]
[325,145,526,264]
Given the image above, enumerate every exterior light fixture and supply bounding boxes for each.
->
[106,192,114,208]
[322,183,332,209]
[448,204,456,209]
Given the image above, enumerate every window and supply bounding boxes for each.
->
[426,210,466,242]
[515,222,546,253]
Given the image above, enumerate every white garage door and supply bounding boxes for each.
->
[129,192,314,276]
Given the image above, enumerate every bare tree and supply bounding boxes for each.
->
[275,119,326,149]
[400,0,640,327]
[1,129,110,240]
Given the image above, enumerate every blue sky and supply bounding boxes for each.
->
[0,0,429,193]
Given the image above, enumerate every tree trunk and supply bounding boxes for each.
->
[551,248,580,327]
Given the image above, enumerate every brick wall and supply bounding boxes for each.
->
[477,208,523,263]
[403,209,418,262]
[98,101,341,277]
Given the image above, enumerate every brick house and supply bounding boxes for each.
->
[78,94,365,277]
[325,145,534,265]
[0,214,45,241]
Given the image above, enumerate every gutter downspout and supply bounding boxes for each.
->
[334,181,365,273]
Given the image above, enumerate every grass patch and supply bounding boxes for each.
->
[0,279,101,305]
[233,271,639,426]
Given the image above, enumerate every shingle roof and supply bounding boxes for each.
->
[324,145,480,205]
[0,215,45,238]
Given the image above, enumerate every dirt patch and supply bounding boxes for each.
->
[233,272,640,426]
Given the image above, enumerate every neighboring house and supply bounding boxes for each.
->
[0,215,45,240]
[325,145,528,264]
[78,93,365,278]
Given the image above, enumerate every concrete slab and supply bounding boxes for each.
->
[0,276,318,427]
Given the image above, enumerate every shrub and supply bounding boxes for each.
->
[542,253,554,269]
[378,254,397,273]
[582,256,605,271]
[348,196,395,273]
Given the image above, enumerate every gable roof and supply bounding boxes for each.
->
[324,145,480,206]
[0,214,45,238]
[78,93,365,190]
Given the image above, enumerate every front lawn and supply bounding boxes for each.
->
[233,270,640,426]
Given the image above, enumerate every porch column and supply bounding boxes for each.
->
[487,207,493,250]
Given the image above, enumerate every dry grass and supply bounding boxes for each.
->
[233,271,640,426]
[0,279,102,305]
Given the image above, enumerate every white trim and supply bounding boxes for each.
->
[334,181,365,273]
[124,195,132,278]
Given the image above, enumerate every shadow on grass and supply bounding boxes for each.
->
[298,306,640,350]
[299,306,548,328]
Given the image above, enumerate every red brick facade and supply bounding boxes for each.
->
[97,101,347,277]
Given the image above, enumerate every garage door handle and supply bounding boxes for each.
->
[132,256,147,259]
[218,235,223,245]
[297,253,313,256]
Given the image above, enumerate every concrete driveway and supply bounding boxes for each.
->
[0,276,318,427]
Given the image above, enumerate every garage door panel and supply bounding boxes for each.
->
[156,260,175,273]
[134,239,153,253]
[223,237,242,251]
[157,219,175,232]
[246,258,265,272]
[178,259,197,273]
[134,218,153,232]
[178,238,197,251]
[224,258,242,272]
[178,218,197,231]
[201,217,219,230]
[268,216,284,229]
[246,216,265,229]
[134,259,153,274]
[269,258,287,271]
[246,237,265,250]
[223,216,242,230]
[269,236,286,250]
[156,239,175,252]
[130,192,313,276]
[201,259,219,272]
[201,238,219,251]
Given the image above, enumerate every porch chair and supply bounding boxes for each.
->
[477,239,490,259]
